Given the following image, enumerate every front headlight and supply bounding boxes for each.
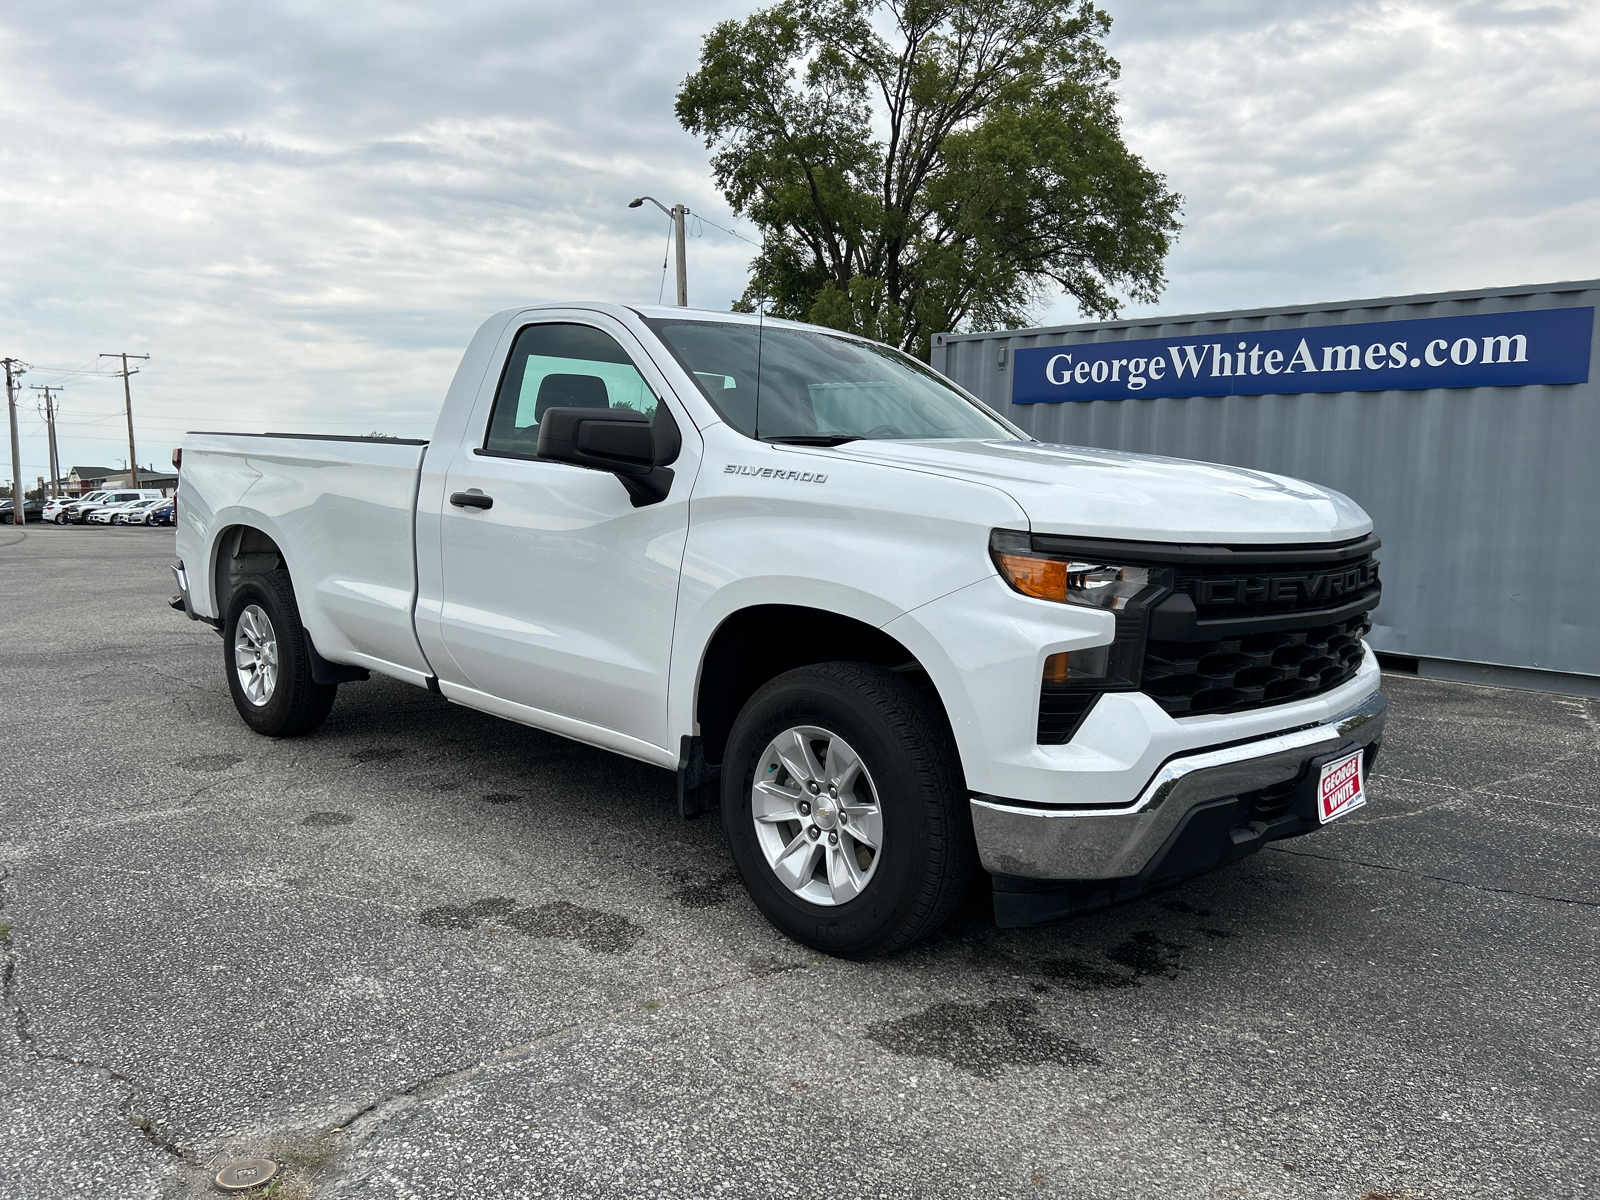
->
[990,529,1174,707]
[988,530,1152,611]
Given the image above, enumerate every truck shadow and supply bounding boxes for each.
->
[306,673,1298,964]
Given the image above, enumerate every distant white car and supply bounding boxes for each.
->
[89,501,144,524]
[113,498,168,525]
[42,498,72,523]
[63,490,116,523]
[70,489,161,523]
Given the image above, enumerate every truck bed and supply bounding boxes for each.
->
[177,432,435,685]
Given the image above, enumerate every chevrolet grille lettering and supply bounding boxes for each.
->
[1195,562,1378,606]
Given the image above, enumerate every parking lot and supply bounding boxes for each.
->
[0,525,1595,1199]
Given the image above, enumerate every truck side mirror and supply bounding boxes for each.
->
[536,406,679,507]
[537,407,654,472]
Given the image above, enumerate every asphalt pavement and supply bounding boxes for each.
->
[0,525,1595,1199]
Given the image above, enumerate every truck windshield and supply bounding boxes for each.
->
[644,318,1019,443]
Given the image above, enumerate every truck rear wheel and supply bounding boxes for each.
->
[223,572,337,737]
[721,663,974,957]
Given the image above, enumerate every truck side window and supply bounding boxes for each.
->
[483,323,658,458]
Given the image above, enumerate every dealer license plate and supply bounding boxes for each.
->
[1317,749,1367,824]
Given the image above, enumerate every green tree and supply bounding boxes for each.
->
[676,0,1181,358]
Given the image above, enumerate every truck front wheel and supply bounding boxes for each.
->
[721,663,974,957]
[223,572,337,737]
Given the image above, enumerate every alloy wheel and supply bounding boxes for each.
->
[750,725,883,906]
[233,604,279,706]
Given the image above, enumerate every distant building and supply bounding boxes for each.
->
[66,466,119,495]
[100,469,178,493]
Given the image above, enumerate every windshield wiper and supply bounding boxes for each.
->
[761,434,862,446]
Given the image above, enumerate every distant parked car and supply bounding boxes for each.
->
[0,498,43,524]
[145,499,175,526]
[61,491,114,523]
[42,498,73,523]
[72,489,162,523]
[114,498,168,525]
[66,491,119,522]
[89,501,144,525]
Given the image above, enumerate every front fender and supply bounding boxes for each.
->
[666,573,962,747]
[882,577,1116,797]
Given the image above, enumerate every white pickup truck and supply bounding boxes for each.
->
[172,303,1386,955]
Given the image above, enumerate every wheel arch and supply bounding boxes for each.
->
[210,522,289,622]
[693,604,961,776]
[209,521,368,687]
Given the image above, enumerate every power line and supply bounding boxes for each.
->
[657,217,673,305]
[29,365,119,380]
[690,213,761,247]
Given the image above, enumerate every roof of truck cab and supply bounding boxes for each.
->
[508,302,869,339]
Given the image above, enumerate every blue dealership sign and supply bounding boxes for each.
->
[1011,307,1594,403]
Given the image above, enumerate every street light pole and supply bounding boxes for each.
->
[628,196,689,306]
[673,205,688,308]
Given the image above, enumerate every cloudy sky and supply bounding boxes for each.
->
[2,0,1596,485]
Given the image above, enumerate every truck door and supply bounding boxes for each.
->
[431,318,696,753]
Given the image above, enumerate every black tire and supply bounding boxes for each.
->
[721,662,975,957]
[223,571,337,737]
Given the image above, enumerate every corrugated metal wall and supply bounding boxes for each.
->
[930,280,1600,680]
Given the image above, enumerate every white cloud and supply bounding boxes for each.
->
[1051,0,1600,324]
[0,1,760,477]
[2,0,1596,483]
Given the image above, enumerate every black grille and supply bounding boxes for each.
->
[1142,612,1370,716]
[1173,551,1379,622]
[1023,534,1379,743]
[1240,778,1300,822]
[1037,689,1099,745]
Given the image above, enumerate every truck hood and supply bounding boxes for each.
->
[837,439,1371,544]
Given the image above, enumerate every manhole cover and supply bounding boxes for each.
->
[215,1157,278,1193]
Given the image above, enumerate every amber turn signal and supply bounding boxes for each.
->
[1041,645,1111,684]
[995,552,1069,602]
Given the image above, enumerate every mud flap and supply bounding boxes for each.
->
[678,735,722,820]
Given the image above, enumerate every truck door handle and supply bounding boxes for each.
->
[450,491,494,510]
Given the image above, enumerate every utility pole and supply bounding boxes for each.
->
[31,384,63,498]
[100,352,149,487]
[3,358,26,525]
[628,196,690,306]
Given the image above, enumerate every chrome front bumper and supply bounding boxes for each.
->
[970,689,1387,882]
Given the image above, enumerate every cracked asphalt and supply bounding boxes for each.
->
[1,525,1596,1199]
